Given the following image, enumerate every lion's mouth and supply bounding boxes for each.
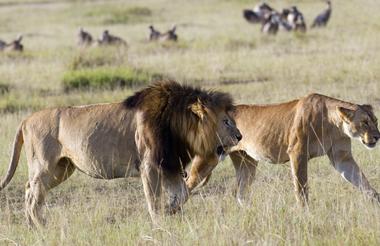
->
[362,140,377,149]
[216,145,228,156]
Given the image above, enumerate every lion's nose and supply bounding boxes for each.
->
[374,135,380,142]
[236,133,242,141]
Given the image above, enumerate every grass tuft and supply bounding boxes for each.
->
[0,82,10,94]
[68,47,127,70]
[62,67,162,92]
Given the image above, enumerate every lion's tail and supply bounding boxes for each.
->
[0,123,24,191]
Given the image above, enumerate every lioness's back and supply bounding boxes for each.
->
[232,100,299,163]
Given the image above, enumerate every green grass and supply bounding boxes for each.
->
[68,47,127,70]
[62,67,162,91]
[0,0,380,244]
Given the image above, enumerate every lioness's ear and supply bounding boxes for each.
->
[337,106,355,121]
[190,98,205,120]
[361,104,373,113]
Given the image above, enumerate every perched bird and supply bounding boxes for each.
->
[0,39,7,50]
[243,2,275,24]
[261,11,279,35]
[243,9,261,24]
[279,8,292,31]
[2,35,23,52]
[148,25,161,41]
[77,27,93,47]
[160,25,178,41]
[148,25,178,42]
[288,6,307,32]
[311,1,332,28]
[97,30,127,46]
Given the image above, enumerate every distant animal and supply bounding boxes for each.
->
[148,25,178,42]
[243,2,275,24]
[77,27,93,46]
[188,94,380,207]
[243,9,261,24]
[288,6,307,32]
[312,1,332,28]
[0,80,242,227]
[0,35,24,52]
[279,8,292,31]
[0,39,7,50]
[261,11,279,35]
[160,25,178,41]
[97,30,127,46]
[148,25,161,41]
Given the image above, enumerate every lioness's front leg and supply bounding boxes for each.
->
[327,148,380,203]
[230,151,258,206]
[186,154,219,191]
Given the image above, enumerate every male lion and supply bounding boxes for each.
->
[0,81,241,227]
[188,93,380,206]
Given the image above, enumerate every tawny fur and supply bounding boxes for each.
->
[0,80,241,227]
[188,93,380,206]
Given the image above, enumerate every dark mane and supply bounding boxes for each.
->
[123,80,234,173]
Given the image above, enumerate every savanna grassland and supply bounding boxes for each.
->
[0,0,380,245]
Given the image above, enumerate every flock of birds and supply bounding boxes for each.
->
[244,1,332,34]
[0,35,23,52]
[0,1,332,52]
[77,25,178,47]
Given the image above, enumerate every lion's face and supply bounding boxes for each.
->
[337,105,380,149]
[189,98,241,157]
[215,111,242,156]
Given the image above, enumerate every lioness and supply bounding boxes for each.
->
[0,81,241,227]
[188,93,380,206]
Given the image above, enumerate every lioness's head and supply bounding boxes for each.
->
[189,93,242,157]
[337,105,380,149]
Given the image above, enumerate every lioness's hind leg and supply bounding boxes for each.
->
[25,158,75,228]
[25,179,46,228]
[288,150,308,206]
[230,151,258,206]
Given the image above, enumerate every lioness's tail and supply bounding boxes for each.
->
[0,123,23,190]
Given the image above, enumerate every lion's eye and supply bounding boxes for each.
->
[362,121,369,127]
[223,119,230,126]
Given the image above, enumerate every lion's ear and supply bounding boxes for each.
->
[337,106,355,121]
[190,99,206,120]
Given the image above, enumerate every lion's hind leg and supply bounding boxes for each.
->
[25,157,75,228]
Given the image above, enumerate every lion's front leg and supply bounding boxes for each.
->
[140,159,163,222]
[327,149,379,204]
[162,171,189,214]
[186,155,219,191]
